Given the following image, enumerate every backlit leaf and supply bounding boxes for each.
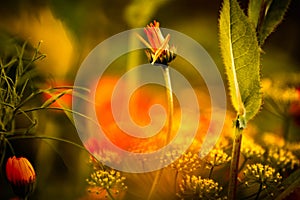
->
[219,0,262,126]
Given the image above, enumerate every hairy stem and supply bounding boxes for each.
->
[228,119,243,200]
[147,66,173,200]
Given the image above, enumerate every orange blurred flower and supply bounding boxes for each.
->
[6,156,36,199]
[137,20,176,65]
[92,76,217,154]
[94,76,174,152]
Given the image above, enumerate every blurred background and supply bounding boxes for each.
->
[0,0,299,199]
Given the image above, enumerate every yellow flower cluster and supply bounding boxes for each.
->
[87,169,127,196]
[178,175,226,200]
[170,152,201,173]
[262,78,299,102]
[262,132,285,148]
[204,149,231,168]
[266,147,299,171]
[241,138,265,159]
[243,163,282,188]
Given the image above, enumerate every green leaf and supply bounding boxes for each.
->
[248,0,263,28]
[258,0,291,46]
[219,0,262,125]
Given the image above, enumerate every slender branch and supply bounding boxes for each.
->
[228,118,243,200]
[16,106,99,126]
[7,135,86,151]
[106,189,115,200]
[255,182,263,200]
[5,138,15,155]
[208,166,214,179]
[283,115,291,142]
[0,137,6,168]
[238,156,249,173]
[174,170,179,194]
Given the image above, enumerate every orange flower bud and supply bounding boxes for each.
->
[137,20,176,65]
[6,156,36,198]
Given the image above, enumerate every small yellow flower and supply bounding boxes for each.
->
[87,168,127,198]
[137,20,176,65]
[262,132,285,147]
[241,137,265,159]
[266,147,299,171]
[243,163,282,189]
[178,175,226,200]
[204,148,231,168]
[171,152,201,174]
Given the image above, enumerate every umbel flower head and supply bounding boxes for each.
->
[6,156,36,199]
[137,20,176,65]
[241,137,265,159]
[243,163,282,196]
[87,168,127,198]
[204,148,231,168]
[170,151,201,174]
[266,147,299,172]
[178,175,226,200]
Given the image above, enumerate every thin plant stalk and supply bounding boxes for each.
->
[147,66,173,200]
[174,170,179,193]
[255,182,263,200]
[238,158,248,173]
[228,119,243,200]
[106,189,116,200]
[208,166,214,179]
[162,66,173,143]
[7,135,86,151]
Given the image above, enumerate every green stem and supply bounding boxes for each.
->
[228,120,243,200]
[208,166,214,179]
[7,135,86,151]
[0,136,6,168]
[238,158,248,173]
[147,66,174,200]
[255,182,263,200]
[174,170,178,194]
[162,66,173,143]
[106,189,115,200]
[283,115,291,142]
[148,169,164,200]
[5,138,15,155]
[17,106,99,126]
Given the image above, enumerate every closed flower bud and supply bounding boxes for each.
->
[6,156,36,199]
[137,20,176,66]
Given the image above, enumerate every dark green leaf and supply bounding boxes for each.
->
[258,0,291,46]
[248,0,263,28]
